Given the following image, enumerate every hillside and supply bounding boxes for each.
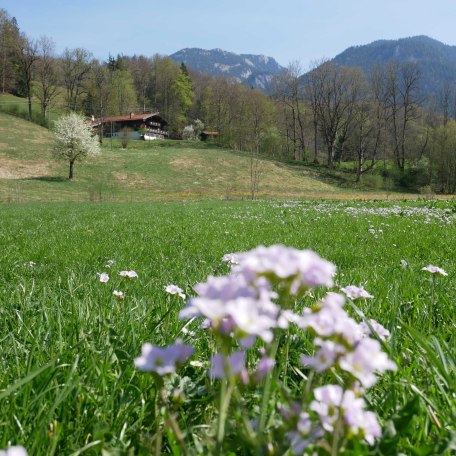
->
[331,35,456,98]
[0,112,364,203]
[170,48,284,91]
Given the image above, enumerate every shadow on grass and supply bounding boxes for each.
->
[28,175,68,182]
[272,161,353,189]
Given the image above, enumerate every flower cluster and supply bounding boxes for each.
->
[232,245,336,294]
[135,245,396,453]
[310,385,381,445]
[300,292,396,387]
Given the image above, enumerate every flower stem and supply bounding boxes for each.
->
[258,336,281,436]
[216,378,234,452]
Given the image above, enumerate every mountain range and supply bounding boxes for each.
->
[169,48,284,91]
[332,35,456,98]
[170,36,456,99]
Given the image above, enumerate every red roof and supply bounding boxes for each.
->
[89,112,161,127]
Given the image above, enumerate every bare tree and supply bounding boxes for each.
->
[439,82,452,127]
[62,47,92,111]
[382,62,422,173]
[15,33,38,120]
[349,93,384,182]
[124,55,153,113]
[304,60,324,163]
[309,61,362,167]
[246,90,270,199]
[271,61,306,161]
[89,62,111,143]
[35,36,59,122]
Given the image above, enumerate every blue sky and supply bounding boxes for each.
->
[2,0,456,68]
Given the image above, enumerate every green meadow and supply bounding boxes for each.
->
[1,111,442,203]
[0,200,455,454]
[1,111,455,454]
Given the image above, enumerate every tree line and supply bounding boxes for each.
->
[1,8,455,193]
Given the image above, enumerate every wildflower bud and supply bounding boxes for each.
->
[172,389,185,410]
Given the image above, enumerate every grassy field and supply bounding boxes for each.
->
[0,200,455,454]
[2,111,446,203]
[1,110,456,454]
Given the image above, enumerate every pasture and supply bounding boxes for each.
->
[1,200,455,454]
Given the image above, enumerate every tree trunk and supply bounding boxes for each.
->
[28,95,32,121]
[69,160,75,179]
[313,120,318,164]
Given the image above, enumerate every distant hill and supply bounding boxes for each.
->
[331,35,456,98]
[0,111,351,202]
[170,48,284,91]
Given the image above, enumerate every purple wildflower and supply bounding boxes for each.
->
[209,351,246,379]
[421,265,448,276]
[134,339,194,375]
[341,285,374,300]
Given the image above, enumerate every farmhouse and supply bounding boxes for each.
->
[89,113,168,140]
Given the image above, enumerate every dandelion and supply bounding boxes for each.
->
[421,265,448,276]
[97,272,109,283]
[134,339,194,375]
[341,285,374,300]
[119,270,138,279]
[112,290,125,300]
[165,284,186,299]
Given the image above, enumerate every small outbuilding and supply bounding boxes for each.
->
[200,130,219,141]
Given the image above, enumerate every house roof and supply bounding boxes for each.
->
[89,112,163,127]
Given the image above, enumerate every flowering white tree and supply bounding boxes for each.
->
[53,113,100,179]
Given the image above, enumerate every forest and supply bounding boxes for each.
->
[1,8,456,193]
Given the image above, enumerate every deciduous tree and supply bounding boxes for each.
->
[271,61,306,161]
[62,47,92,111]
[34,35,59,122]
[53,113,100,179]
[0,9,20,94]
[15,33,38,120]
